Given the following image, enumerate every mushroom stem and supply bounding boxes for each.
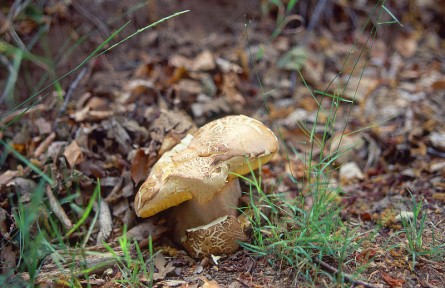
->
[168,178,242,244]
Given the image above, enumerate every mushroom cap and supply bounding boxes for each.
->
[183,215,248,258]
[135,115,279,218]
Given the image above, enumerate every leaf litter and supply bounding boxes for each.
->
[0,0,444,287]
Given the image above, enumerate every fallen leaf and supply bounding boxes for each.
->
[192,50,216,71]
[64,140,84,168]
[153,254,176,281]
[339,162,364,185]
[432,193,445,203]
[430,132,445,151]
[96,201,112,245]
[356,248,377,263]
[381,272,405,288]
[0,244,16,274]
[200,276,220,288]
[130,148,157,184]
[126,221,168,242]
[394,32,418,58]
[0,170,19,187]
[6,178,37,202]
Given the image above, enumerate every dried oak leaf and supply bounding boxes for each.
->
[153,254,175,281]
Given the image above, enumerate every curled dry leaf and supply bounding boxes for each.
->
[96,200,112,245]
[45,186,72,230]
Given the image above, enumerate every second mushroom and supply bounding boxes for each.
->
[134,115,279,258]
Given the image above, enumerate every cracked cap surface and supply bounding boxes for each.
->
[134,115,279,218]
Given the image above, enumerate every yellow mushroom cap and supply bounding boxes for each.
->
[183,215,248,258]
[134,115,279,218]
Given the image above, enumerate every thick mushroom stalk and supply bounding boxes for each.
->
[183,215,248,258]
[168,178,242,244]
[134,115,279,257]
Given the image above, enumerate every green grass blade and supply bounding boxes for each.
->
[67,179,101,236]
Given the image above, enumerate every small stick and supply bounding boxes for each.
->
[59,66,89,115]
[0,104,46,124]
[313,258,379,288]
[34,132,56,158]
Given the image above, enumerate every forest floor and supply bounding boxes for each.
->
[1,0,444,287]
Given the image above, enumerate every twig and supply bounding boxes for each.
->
[0,104,46,124]
[34,132,56,158]
[313,258,379,288]
[59,66,89,115]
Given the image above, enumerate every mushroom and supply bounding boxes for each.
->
[183,215,248,258]
[134,115,279,257]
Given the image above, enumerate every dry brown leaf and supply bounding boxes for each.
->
[216,58,243,73]
[0,170,19,186]
[221,72,245,105]
[173,79,203,102]
[341,76,380,103]
[339,162,364,185]
[46,186,72,230]
[432,193,445,203]
[169,54,193,69]
[192,50,216,71]
[63,140,84,168]
[130,148,157,184]
[153,254,176,281]
[200,276,220,288]
[125,79,155,97]
[126,221,168,241]
[191,94,231,118]
[0,207,10,241]
[381,272,405,288]
[6,178,37,202]
[394,32,418,58]
[96,200,112,245]
[0,244,16,274]
[78,160,106,178]
[34,117,52,135]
